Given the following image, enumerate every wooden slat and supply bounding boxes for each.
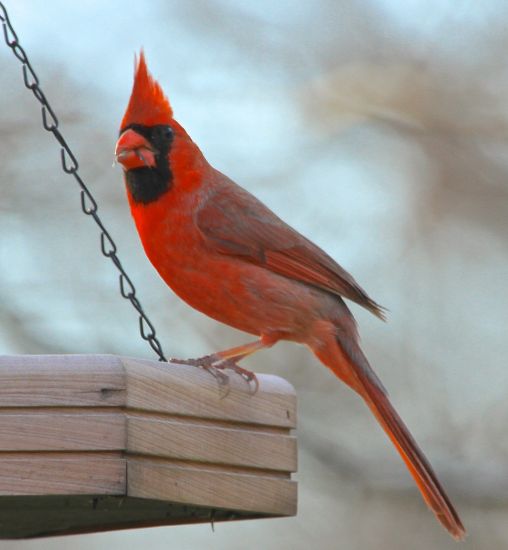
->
[123,358,297,428]
[127,416,297,472]
[0,412,125,451]
[128,458,297,516]
[0,454,126,495]
[0,355,126,407]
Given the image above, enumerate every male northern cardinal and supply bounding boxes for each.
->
[115,52,465,540]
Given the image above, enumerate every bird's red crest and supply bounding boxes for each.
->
[121,50,173,130]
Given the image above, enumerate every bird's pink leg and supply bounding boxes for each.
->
[170,338,273,392]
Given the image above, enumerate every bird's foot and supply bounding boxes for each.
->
[170,354,230,387]
[214,359,259,395]
[170,354,258,394]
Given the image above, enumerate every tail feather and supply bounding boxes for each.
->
[314,328,466,541]
[361,380,465,540]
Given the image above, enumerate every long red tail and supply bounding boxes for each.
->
[313,329,466,541]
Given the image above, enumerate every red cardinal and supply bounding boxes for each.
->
[115,52,465,540]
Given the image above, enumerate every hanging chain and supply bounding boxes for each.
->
[0,2,167,362]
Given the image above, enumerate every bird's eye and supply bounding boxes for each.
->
[149,125,173,149]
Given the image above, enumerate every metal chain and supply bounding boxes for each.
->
[0,2,167,362]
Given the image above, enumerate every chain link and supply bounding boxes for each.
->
[0,2,167,361]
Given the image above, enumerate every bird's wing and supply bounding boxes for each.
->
[196,181,385,319]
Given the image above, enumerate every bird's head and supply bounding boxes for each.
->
[116,51,204,205]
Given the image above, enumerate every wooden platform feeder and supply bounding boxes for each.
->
[0,355,297,539]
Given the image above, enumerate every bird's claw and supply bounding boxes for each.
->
[169,353,218,369]
[216,359,259,395]
[169,354,258,395]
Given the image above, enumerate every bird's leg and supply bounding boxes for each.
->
[211,341,268,394]
[170,339,271,392]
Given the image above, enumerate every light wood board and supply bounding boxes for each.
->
[0,354,298,538]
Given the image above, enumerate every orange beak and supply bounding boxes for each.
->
[115,128,157,170]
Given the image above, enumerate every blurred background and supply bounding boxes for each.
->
[1,1,507,548]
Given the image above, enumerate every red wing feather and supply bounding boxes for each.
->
[197,178,386,319]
